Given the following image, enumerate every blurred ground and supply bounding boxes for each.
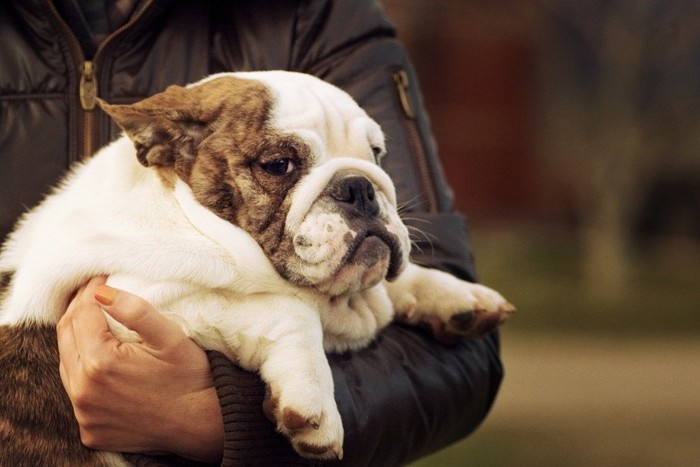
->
[412,331,700,467]
[409,224,700,467]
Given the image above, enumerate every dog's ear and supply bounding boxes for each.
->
[99,84,217,170]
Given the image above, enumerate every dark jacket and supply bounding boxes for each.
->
[0,1,503,465]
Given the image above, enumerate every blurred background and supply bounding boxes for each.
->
[381,1,700,466]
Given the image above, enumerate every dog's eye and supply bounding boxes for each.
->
[371,146,385,163]
[261,158,296,176]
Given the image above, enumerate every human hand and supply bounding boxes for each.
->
[57,277,224,462]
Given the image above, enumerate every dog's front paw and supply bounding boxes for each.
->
[387,264,515,343]
[428,282,515,343]
[263,385,344,460]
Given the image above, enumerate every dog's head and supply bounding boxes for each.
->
[101,71,410,296]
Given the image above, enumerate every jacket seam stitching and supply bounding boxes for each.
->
[0,94,66,101]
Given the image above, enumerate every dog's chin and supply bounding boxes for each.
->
[315,236,395,297]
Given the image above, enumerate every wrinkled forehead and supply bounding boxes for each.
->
[245,72,385,162]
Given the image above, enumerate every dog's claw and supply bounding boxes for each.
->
[473,311,503,335]
[437,300,517,340]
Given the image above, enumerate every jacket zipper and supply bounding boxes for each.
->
[80,61,98,111]
[79,60,98,160]
[45,0,154,161]
[393,69,438,213]
[81,0,155,158]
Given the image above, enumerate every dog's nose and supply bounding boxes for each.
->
[331,176,380,218]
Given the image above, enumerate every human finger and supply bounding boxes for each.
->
[66,277,116,362]
[57,278,106,377]
[94,284,184,349]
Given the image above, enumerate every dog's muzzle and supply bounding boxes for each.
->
[327,173,403,279]
[287,169,408,296]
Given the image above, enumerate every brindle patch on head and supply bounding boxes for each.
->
[182,78,313,268]
[104,75,314,276]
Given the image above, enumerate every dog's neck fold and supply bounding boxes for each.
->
[172,178,287,292]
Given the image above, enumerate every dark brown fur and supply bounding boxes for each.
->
[0,324,111,466]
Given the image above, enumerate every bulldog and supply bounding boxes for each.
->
[0,71,514,464]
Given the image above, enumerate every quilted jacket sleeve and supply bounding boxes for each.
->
[204,331,501,467]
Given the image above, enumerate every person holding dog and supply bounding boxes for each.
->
[0,1,506,465]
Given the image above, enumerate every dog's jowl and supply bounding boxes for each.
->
[0,71,514,462]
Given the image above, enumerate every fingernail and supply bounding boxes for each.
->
[95,285,117,306]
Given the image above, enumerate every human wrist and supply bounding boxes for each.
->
[169,385,225,462]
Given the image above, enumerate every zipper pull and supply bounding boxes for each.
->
[393,69,416,119]
[80,61,97,111]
